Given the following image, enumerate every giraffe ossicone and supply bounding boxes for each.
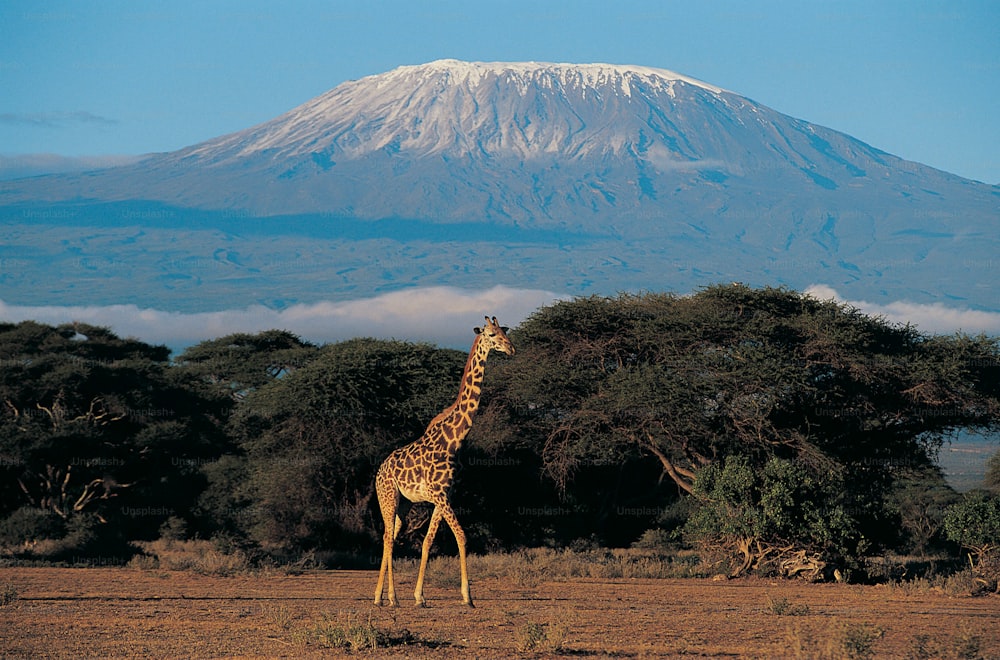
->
[374,315,515,607]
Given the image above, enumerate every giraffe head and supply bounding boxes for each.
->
[474,316,515,356]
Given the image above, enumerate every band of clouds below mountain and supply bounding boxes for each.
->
[0,286,566,353]
[2,285,998,358]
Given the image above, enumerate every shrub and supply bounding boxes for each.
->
[683,455,861,578]
[0,507,66,550]
[943,490,1000,588]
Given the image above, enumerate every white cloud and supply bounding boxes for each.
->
[0,111,118,127]
[0,285,566,353]
[804,284,1000,335]
[641,143,728,173]
[0,153,146,180]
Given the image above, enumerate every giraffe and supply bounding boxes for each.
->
[373,315,515,607]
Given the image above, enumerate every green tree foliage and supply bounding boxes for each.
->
[174,329,317,401]
[943,490,1000,571]
[3,286,998,573]
[683,455,861,578]
[0,321,230,557]
[474,285,1000,562]
[222,338,466,553]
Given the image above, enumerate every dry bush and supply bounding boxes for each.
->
[972,550,1000,593]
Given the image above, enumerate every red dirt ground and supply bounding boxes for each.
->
[1,566,997,658]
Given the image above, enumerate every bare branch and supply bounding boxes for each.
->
[641,435,696,495]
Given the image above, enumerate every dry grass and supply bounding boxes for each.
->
[782,619,984,660]
[129,539,256,576]
[882,567,997,598]
[395,546,706,589]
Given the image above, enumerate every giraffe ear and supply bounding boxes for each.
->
[500,327,510,334]
[474,326,483,335]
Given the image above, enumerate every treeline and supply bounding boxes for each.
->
[2,285,999,582]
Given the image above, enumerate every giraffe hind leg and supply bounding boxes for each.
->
[374,476,400,607]
[393,498,412,540]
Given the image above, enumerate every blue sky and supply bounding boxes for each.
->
[1,0,998,183]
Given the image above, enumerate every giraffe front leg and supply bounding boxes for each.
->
[441,504,474,607]
[414,506,443,607]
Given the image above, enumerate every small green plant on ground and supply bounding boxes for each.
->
[514,620,569,654]
[258,603,297,630]
[0,582,18,607]
[910,625,983,660]
[292,609,444,653]
[297,610,390,652]
[841,622,883,659]
[782,621,883,659]
[767,594,810,616]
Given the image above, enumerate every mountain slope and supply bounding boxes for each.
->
[1,60,997,314]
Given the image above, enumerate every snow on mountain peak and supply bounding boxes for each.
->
[188,59,731,162]
[378,59,727,97]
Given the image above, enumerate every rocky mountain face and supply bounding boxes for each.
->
[1,60,997,313]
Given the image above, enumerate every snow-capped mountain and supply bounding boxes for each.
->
[1,60,997,316]
[180,60,727,162]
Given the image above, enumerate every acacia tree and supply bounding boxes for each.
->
[221,338,466,553]
[174,330,317,401]
[0,321,230,557]
[473,285,1000,566]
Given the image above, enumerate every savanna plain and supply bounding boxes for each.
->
[2,557,997,659]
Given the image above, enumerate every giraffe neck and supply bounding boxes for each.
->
[427,333,491,453]
[457,333,490,414]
